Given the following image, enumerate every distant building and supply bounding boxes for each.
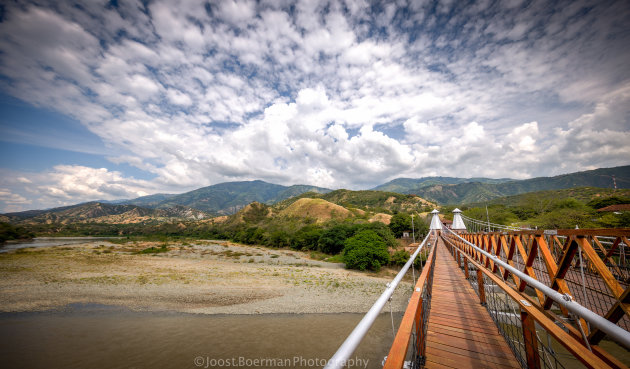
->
[442,219,453,229]
[597,204,630,214]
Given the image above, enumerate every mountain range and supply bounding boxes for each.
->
[2,202,209,225]
[379,165,630,204]
[2,165,629,223]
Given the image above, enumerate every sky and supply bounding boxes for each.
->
[0,0,629,212]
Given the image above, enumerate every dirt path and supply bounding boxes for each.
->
[0,240,414,314]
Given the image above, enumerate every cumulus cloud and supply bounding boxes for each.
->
[0,166,160,212]
[0,0,629,211]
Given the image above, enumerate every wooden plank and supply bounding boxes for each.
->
[425,346,521,369]
[521,310,541,369]
[427,324,507,345]
[421,239,520,369]
[426,341,518,366]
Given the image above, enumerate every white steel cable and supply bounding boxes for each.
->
[323,232,435,369]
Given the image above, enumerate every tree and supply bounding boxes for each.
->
[389,213,411,238]
[390,250,410,266]
[342,230,390,271]
[360,222,397,248]
[291,225,324,250]
[587,196,630,210]
[318,223,352,254]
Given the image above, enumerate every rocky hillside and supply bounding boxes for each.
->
[275,189,435,214]
[3,202,209,224]
[279,198,352,223]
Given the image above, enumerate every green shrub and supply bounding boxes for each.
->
[138,244,169,254]
[269,230,291,248]
[389,213,411,238]
[390,250,410,266]
[318,223,353,254]
[0,222,34,243]
[356,222,397,248]
[342,230,390,271]
[587,196,630,210]
[291,225,324,250]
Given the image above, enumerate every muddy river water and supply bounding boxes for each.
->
[0,304,401,369]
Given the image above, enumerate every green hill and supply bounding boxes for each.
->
[480,187,630,208]
[144,180,331,215]
[460,187,630,229]
[274,189,435,214]
[372,176,512,193]
[410,165,630,204]
[126,193,176,207]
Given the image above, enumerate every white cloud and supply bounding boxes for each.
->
[0,0,629,211]
[0,189,31,205]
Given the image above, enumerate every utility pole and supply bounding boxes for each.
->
[485,205,491,232]
[411,214,415,243]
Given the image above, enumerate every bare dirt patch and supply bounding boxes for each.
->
[0,240,413,314]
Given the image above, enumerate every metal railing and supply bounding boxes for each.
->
[323,231,434,369]
[383,232,438,369]
[442,227,630,368]
[457,229,630,346]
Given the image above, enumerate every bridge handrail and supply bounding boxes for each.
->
[442,226,630,350]
[323,231,434,369]
[441,234,621,369]
[383,232,438,369]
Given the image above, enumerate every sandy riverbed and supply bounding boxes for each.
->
[0,240,414,314]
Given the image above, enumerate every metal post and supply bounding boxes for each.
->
[485,205,491,232]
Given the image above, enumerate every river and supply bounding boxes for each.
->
[0,237,117,253]
[0,304,401,369]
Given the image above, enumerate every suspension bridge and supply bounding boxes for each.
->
[325,209,630,369]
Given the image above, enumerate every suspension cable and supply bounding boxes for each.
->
[461,214,531,231]
[323,231,434,369]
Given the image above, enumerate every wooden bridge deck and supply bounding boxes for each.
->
[424,238,521,369]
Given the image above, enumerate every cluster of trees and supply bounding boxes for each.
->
[0,222,35,243]
[19,209,432,272]
[459,195,630,229]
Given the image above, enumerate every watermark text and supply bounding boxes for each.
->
[193,355,369,368]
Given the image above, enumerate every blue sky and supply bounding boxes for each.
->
[0,0,629,212]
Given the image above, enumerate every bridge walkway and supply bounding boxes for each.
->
[424,238,520,369]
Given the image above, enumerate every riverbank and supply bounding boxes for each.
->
[0,240,414,314]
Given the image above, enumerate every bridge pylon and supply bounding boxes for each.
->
[429,209,442,230]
